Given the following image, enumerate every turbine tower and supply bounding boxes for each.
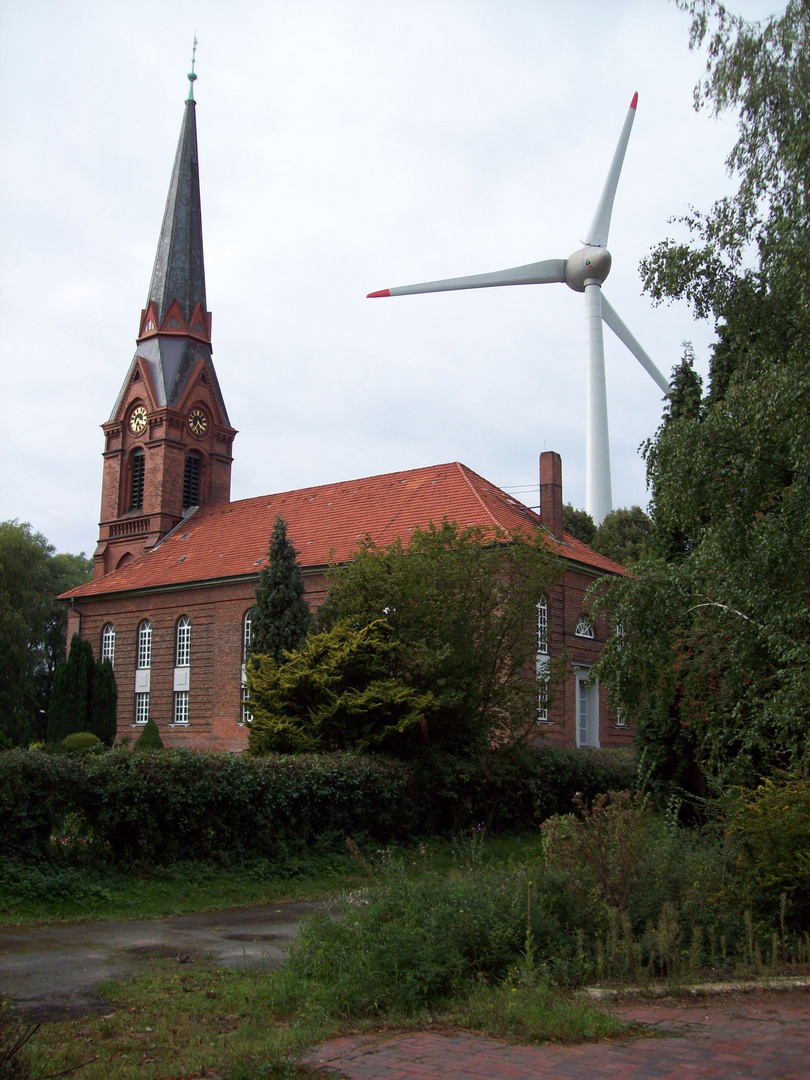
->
[368,93,671,526]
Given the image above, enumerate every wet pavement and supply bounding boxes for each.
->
[0,900,321,1019]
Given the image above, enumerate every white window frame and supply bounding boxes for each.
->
[173,690,189,725]
[134,691,150,725]
[101,623,116,667]
[575,614,594,639]
[240,609,254,724]
[175,616,191,667]
[137,620,152,669]
[536,597,548,655]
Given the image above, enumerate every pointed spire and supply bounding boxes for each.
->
[146,55,206,330]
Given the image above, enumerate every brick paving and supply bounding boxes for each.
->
[304,989,810,1079]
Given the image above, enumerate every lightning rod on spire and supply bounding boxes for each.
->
[187,34,198,101]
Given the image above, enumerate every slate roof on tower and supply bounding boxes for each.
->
[65,461,624,600]
[109,74,231,425]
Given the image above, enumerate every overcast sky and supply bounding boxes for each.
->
[1,0,777,557]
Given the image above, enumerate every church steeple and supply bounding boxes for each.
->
[95,62,237,579]
[142,65,207,339]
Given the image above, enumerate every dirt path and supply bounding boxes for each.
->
[0,900,322,1019]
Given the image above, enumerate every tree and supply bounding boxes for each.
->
[247,619,435,755]
[91,658,118,747]
[47,634,95,743]
[593,0,810,791]
[313,520,561,756]
[0,522,92,745]
[250,515,312,664]
[134,716,164,751]
[562,504,596,545]
[591,506,653,567]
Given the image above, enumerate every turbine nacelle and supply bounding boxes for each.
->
[564,246,612,293]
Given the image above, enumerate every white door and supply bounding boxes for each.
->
[575,669,600,748]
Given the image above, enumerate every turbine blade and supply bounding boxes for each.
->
[367,258,566,298]
[601,294,672,394]
[583,92,638,249]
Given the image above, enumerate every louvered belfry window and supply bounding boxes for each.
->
[130,449,145,510]
[183,453,201,508]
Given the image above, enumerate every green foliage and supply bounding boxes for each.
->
[316,520,561,755]
[47,634,94,743]
[562,504,596,545]
[725,775,810,928]
[0,521,91,746]
[275,865,544,1015]
[591,506,653,567]
[248,619,435,755]
[133,716,164,751]
[61,731,102,753]
[90,658,118,747]
[593,1,810,790]
[251,516,312,664]
[0,748,417,865]
[642,0,810,318]
[0,744,633,867]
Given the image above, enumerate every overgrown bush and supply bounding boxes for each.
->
[0,744,637,866]
[725,774,810,929]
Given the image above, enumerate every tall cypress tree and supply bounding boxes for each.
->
[91,657,118,747]
[47,634,94,743]
[251,516,312,663]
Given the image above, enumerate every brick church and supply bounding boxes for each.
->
[62,73,631,754]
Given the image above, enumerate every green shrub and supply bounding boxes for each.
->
[726,775,810,928]
[275,864,552,1015]
[61,732,102,753]
[0,744,636,867]
[133,717,164,751]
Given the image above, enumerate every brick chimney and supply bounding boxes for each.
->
[539,451,563,541]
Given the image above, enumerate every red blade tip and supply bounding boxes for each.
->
[367,289,391,298]
[630,92,638,109]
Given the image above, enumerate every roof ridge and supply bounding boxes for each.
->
[455,462,513,533]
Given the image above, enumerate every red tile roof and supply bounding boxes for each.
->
[63,462,624,600]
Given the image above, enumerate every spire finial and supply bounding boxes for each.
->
[187,34,198,102]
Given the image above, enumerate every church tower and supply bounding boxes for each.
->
[94,62,236,578]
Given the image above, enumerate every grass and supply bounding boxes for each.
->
[18,956,629,1080]
[5,802,809,1079]
[0,833,541,926]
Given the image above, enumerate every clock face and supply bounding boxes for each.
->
[188,408,208,437]
[129,405,148,434]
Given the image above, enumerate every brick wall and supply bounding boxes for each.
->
[67,564,629,754]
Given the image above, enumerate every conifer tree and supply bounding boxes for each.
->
[91,658,118,746]
[251,516,312,664]
[134,716,164,751]
[47,634,94,743]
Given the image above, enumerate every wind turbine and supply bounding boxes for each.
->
[368,93,671,526]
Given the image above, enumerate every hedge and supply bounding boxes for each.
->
[0,745,636,865]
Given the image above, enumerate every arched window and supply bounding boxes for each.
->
[172,616,191,725]
[137,620,152,668]
[175,616,191,667]
[130,448,145,510]
[242,608,253,663]
[135,619,152,725]
[183,452,201,509]
[101,623,116,667]
[536,597,550,723]
[575,614,594,639]
[241,609,254,724]
[536,597,548,655]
